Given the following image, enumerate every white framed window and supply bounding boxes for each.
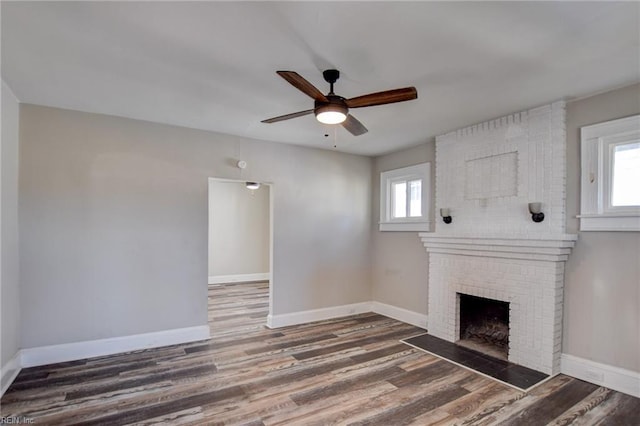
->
[380,162,430,231]
[579,115,640,231]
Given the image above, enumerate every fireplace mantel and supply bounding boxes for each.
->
[420,234,578,262]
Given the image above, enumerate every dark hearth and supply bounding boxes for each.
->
[403,334,549,391]
[458,294,509,359]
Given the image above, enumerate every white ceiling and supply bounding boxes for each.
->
[2,2,639,156]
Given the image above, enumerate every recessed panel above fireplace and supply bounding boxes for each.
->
[464,152,518,200]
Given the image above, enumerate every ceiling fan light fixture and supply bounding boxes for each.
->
[262,69,417,136]
[315,104,348,124]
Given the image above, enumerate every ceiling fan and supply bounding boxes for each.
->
[261,69,418,136]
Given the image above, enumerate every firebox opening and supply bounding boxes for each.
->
[457,294,509,360]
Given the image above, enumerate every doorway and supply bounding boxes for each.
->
[207,178,273,332]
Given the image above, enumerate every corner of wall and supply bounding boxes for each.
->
[1,352,21,397]
[1,79,22,398]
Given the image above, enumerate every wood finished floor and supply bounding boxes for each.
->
[2,281,639,425]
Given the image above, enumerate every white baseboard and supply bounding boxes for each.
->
[561,353,640,398]
[371,302,428,329]
[266,301,428,330]
[20,325,210,368]
[267,302,372,328]
[208,273,270,284]
[1,352,22,397]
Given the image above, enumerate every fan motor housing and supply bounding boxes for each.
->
[314,95,347,110]
[314,95,348,119]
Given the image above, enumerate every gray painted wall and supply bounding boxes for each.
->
[18,105,372,348]
[208,180,269,277]
[563,83,640,372]
[1,81,21,371]
[371,143,434,314]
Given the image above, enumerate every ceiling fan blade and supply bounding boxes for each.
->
[341,114,368,136]
[345,87,417,108]
[277,71,328,102]
[261,109,314,123]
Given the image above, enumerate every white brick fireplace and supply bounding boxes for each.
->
[421,101,576,375]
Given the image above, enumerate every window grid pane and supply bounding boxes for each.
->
[393,181,407,218]
[612,142,640,207]
[409,179,422,217]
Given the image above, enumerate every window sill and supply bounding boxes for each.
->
[577,214,640,231]
[379,221,431,232]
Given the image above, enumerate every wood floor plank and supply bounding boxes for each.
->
[266,382,398,426]
[388,358,459,388]
[440,381,510,419]
[64,364,217,400]
[591,391,640,425]
[73,384,247,426]
[348,384,470,425]
[290,365,405,405]
[548,386,613,426]
[348,342,410,364]
[291,326,420,361]
[496,378,599,426]
[408,408,455,425]
[2,281,638,425]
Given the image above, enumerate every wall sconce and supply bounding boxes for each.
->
[528,202,544,223]
[440,208,452,224]
[246,182,260,190]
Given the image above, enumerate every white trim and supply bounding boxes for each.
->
[1,352,22,397]
[577,215,640,232]
[561,353,640,398]
[267,302,372,328]
[379,221,430,232]
[420,234,578,262]
[208,273,270,284]
[581,115,640,140]
[380,162,431,232]
[580,115,640,231]
[371,302,428,329]
[20,325,210,368]
[266,301,429,330]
